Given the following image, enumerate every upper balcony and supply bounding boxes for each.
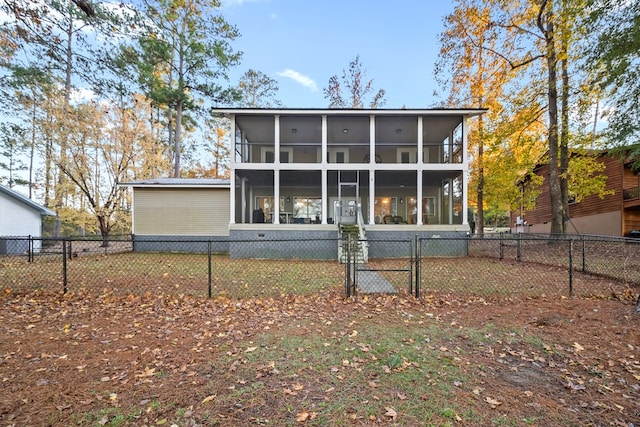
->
[233,113,464,165]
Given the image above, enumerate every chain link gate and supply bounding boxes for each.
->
[344,234,419,297]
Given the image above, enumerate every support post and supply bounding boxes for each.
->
[62,239,68,294]
[208,241,212,298]
[568,239,574,297]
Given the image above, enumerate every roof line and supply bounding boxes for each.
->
[211,107,488,117]
[0,185,56,216]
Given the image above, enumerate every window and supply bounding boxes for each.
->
[397,148,416,163]
[255,196,285,222]
[261,147,293,163]
[373,197,398,223]
[327,148,349,163]
[293,197,322,222]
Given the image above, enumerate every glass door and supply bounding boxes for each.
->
[337,182,359,224]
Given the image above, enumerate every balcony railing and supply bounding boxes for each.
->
[623,186,640,201]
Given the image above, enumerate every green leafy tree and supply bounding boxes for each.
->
[587,0,640,166]
[0,123,29,188]
[121,0,242,177]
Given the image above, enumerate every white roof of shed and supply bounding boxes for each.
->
[0,185,56,216]
[120,178,230,188]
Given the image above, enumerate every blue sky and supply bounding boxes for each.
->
[221,0,456,108]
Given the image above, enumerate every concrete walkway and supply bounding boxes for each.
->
[354,264,398,294]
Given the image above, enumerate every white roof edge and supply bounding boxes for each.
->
[211,108,488,117]
[119,178,230,188]
[121,184,231,188]
[0,185,56,216]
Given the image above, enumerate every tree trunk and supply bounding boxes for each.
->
[98,215,111,247]
[543,7,564,235]
[559,0,570,233]
[476,115,485,237]
[174,101,182,178]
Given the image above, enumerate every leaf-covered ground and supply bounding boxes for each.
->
[1,290,638,426]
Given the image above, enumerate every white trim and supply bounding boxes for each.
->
[214,108,488,117]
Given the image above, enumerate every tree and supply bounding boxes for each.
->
[56,95,164,245]
[436,0,513,236]
[1,0,133,237]
[323,55,386,108]
[237,69,283,108]
[0,123,29,188]
[587,0,640,165]
[123,0,241,178]
[203,117,230,178]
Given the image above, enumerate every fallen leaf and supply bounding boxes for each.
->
[201,394,216,404]
[485,396,502,408]
[296,411,310,422]
[245,346,257,353]
[384,407,398,420]
[573,342,585,352]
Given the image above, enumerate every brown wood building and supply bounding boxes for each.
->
[514,151,640,237]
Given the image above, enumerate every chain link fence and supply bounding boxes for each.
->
[1,234,639,301]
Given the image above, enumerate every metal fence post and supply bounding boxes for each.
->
[415,235,420,298]
[409,237,415,296]
[28,235,33,262]
[207,241,212,298]
[345,234,352,297]
[351,234,357,296]
[516,233,522,262]
[581,236,586,273]
[62,239,68,294]
[499,232,504,260]
[568,239,574,297]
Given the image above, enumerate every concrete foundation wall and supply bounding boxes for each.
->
[132,226,470,259]
[229,228,338,259]
[132,235,230,253]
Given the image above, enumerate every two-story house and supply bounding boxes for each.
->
[125,108,486,258]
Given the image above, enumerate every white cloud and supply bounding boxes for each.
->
[277,69,318,92]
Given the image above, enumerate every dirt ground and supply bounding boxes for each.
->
[0,289,638,426]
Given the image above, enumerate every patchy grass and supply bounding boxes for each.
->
[1,291,638,426]
[2,253,345,298]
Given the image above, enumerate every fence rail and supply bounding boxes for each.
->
[1,234,639,300]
